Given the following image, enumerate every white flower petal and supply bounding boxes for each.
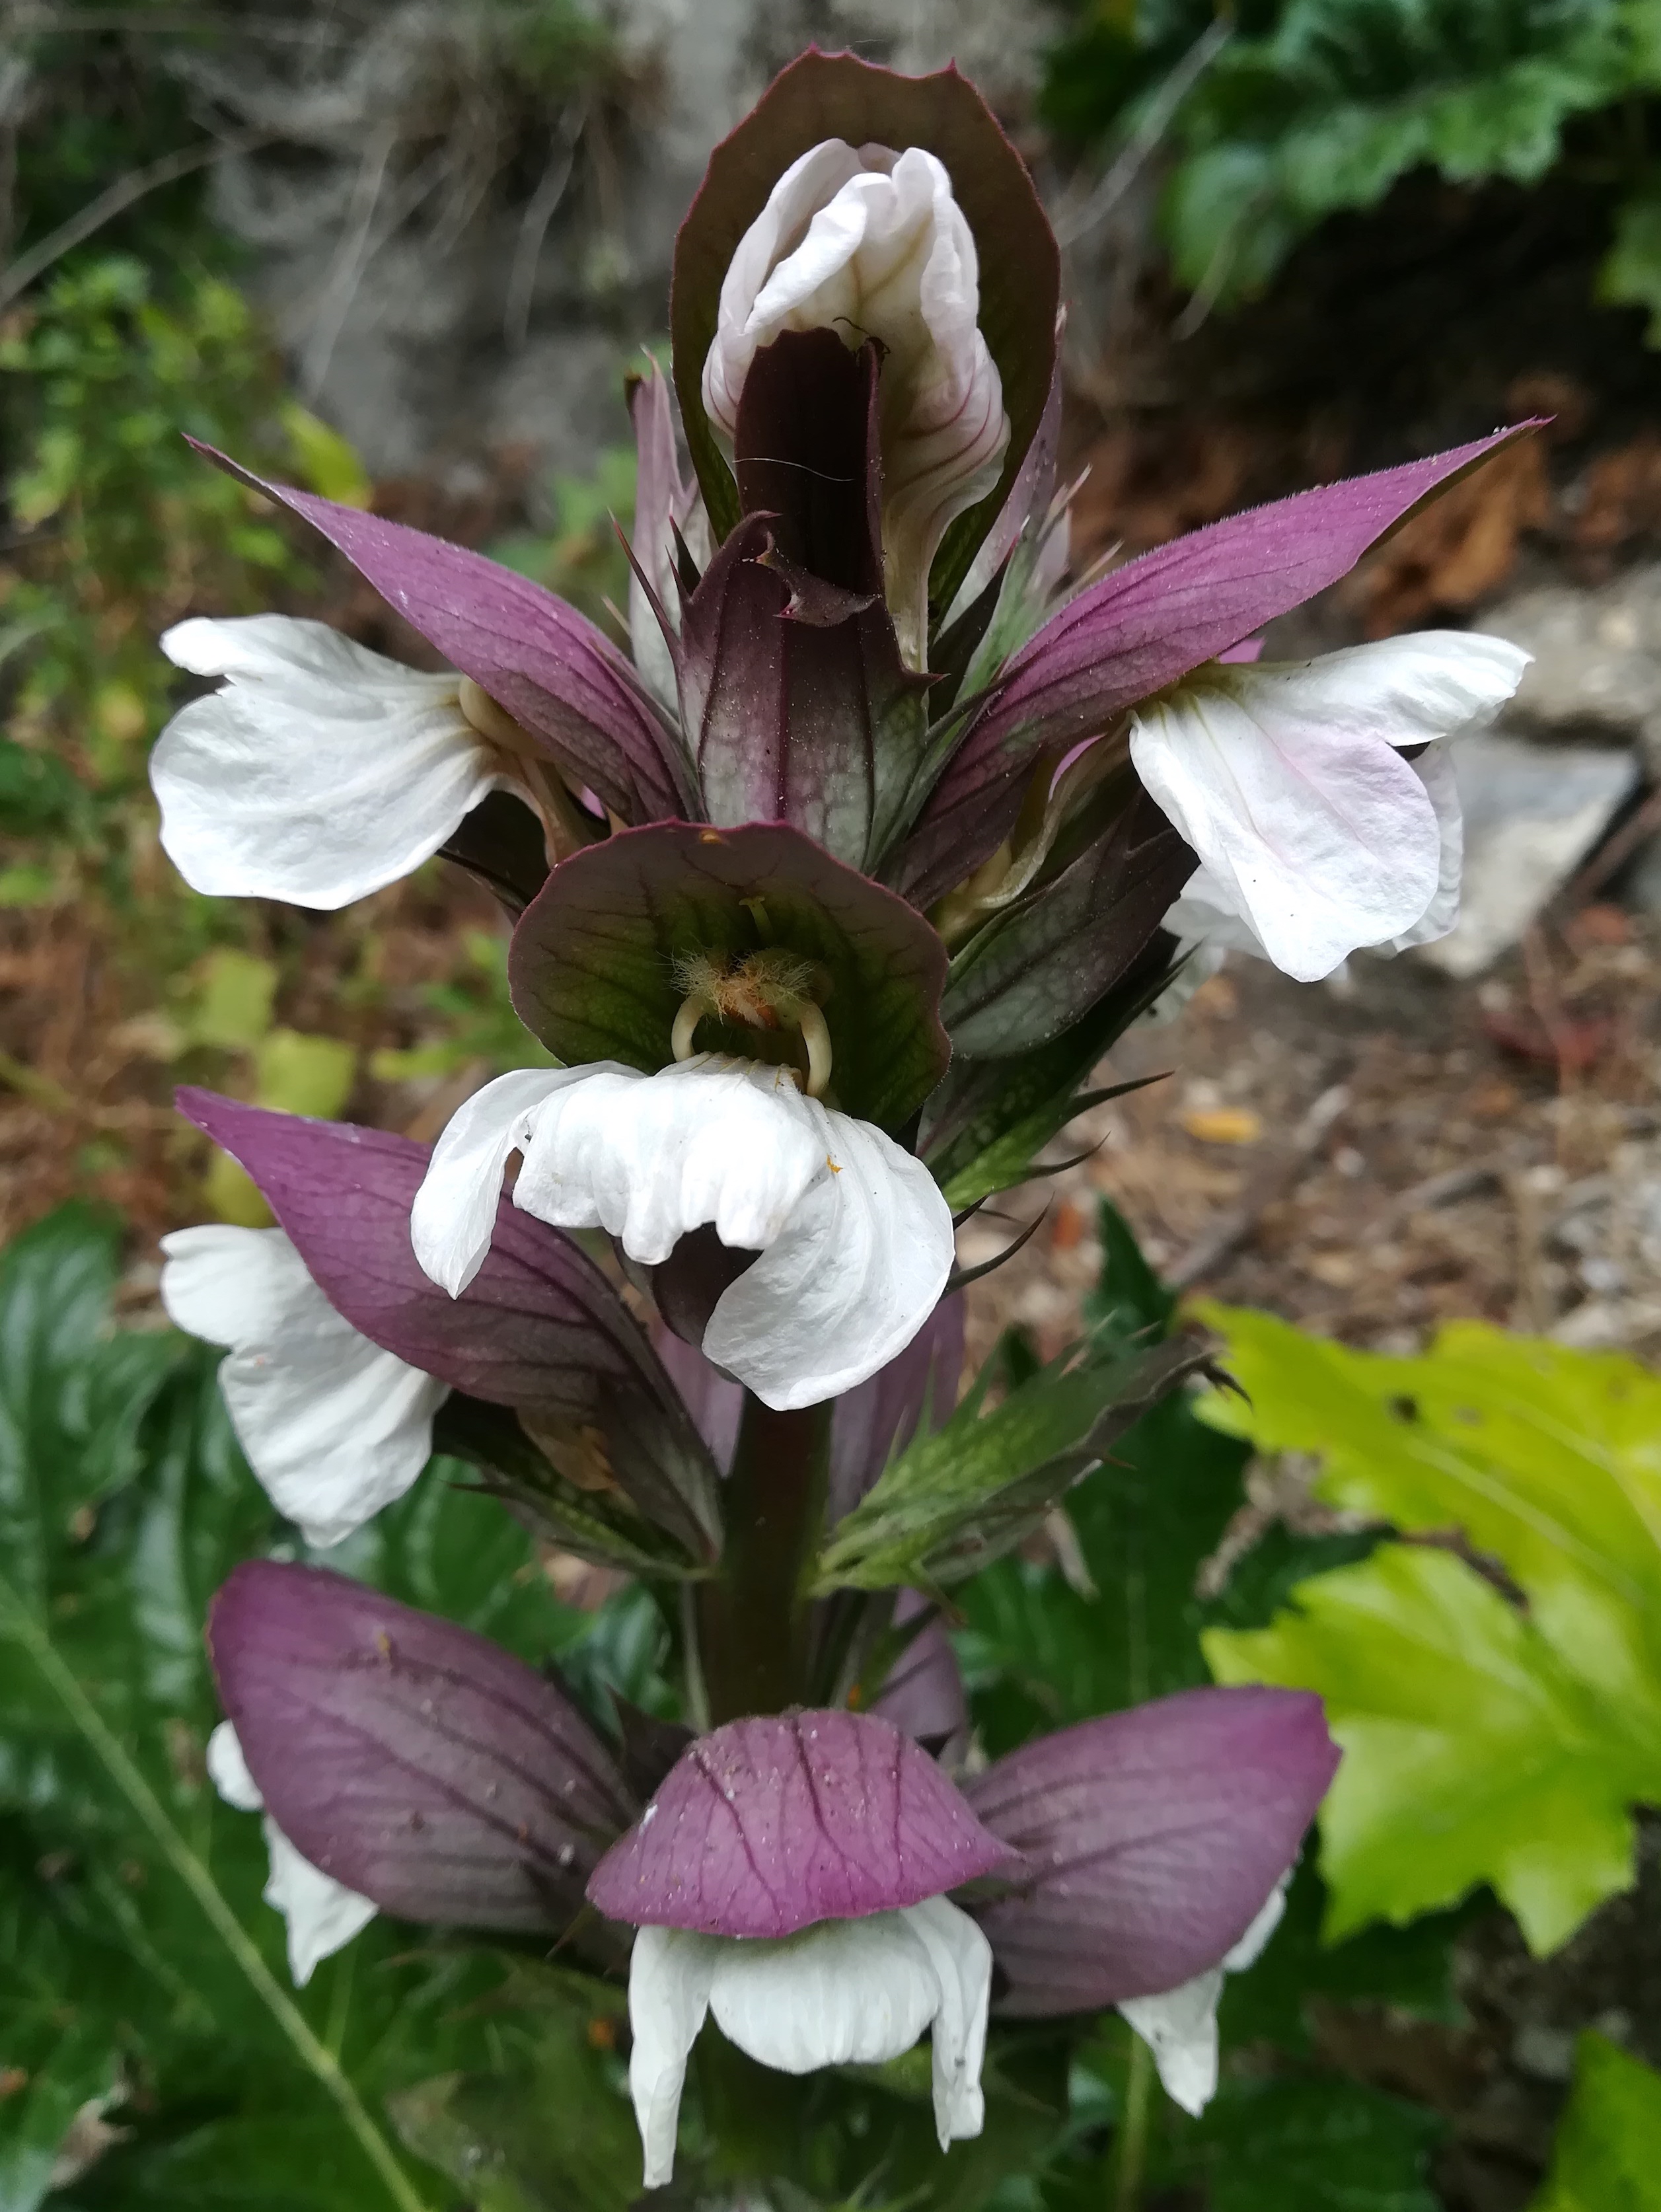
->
[1117,1880,1290,2118]
[1379,740,1463,953]
[153,614,509,909]
[513,1058,827,1264]
[205,1718,264,1812]
[262,1823,379,1987]
[707,1912,941,2076]
[899,1896,993,2147]
[207,1722,377,1986]
[1162,739,1466,972]
[161,1225,445,1547]
[703,1103,956,1411]
[408,1066,599,1294]
[1130,633,1528,982]
[702,140,1008,667]
[414,1056,955,1409]
[627,1924,719,2190]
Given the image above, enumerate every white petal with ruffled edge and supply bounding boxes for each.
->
[1130,632,1528,982]
[153,615,513,909]
[624,1899,990,2187]
[207,1722,377,1987]
[411,1056,955,1411]
[1117,1880,1289,2117]
[161,1225,447,1547]
[702,139,1008,667]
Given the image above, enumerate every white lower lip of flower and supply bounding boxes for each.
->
[153,615,517,910]
[161,1225,446,1547]
[1130,631,1530,982]
[207,1722,377,1987]
[626,1898,992,2188]
[702,139,1010,671]
[1163,735,1465,975]
[1117,1880,1288,2117]
[410,1055,955,1411]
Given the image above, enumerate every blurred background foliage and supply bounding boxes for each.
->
[1043,0,1661,324]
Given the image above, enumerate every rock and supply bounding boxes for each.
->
[1481,564,1661,768]
[1417,731,1639,978]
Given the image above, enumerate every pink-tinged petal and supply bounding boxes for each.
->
[1126,632,1525,980]
[966,1685,1339,2014]
[587,1708,1015,1938]
[898,424,1542,906]
[185,441,692,825]
[209,1561,636,1936]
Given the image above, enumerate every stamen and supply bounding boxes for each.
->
[667,948,834,1093]
[458,676,591,866]
[671,992,715,1062]
[799,1002,832,1099]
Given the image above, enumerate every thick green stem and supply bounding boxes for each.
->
[696,1393,831,1721]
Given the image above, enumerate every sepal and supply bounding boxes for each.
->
[899,421,1544,908]
[209,1561,638,1940]
[587,1708,1012,1937]
[669,47,1058,608]
[185,441,692,825]
[966,1686,1338,2014]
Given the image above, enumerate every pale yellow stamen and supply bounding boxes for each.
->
[668,947,833,1097]
[458,675,591,866]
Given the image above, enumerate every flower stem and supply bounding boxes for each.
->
[696,1393,831,1721]
[1113,2030,1154,2212]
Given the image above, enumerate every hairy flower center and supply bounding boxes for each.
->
[669,949,833,1097]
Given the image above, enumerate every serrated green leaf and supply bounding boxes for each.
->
[1199,1308,1661,1952]
[811,1329,1209,1595]
[1195,1310,1661,1709]
[1531,2031,1661,2211]
[1206,1544,1654,1952]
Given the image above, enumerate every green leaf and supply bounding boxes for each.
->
[279,401,373,510]
[1600,184,1661,344]
[1185,2074,1442,2212]
[922,964,1175,1210]
[811,1328,1212,1595]
[1207,1543,1654,1954]
[1195,1311,1661,1714]
[1531,2031,1661,2211]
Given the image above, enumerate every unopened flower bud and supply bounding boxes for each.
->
[702,139,1009,669]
